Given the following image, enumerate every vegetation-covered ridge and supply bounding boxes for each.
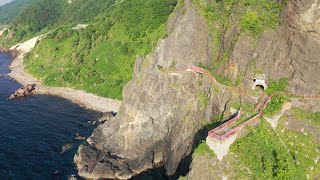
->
[2,0,177,99]
[0,0,36,26]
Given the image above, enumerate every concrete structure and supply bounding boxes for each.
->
[160,65,320,159]
[252,74,268,91]
[206,109,262,160]
[206,135,238,161]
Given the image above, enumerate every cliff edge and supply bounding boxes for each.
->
[74,0,215,179]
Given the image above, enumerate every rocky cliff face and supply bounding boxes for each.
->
[230,0,320,93]
[74,0,216,179]
[187,0,320,179]
[74,0,320,179]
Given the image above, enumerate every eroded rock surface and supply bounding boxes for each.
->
[74,0,214,179]
[74,0,320,179]
[9,84,36,99]
[231,0,320,93]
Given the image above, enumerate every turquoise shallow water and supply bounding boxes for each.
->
[0,53,101,179]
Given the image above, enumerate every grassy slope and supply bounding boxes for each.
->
[18,0,177,100]
[229,119,319,179]
[192,119,319,179]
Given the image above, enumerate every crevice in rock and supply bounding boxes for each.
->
[124,162,134,174]
[107,151,125,160]
[220,98,230,122]
[150,117,155,125]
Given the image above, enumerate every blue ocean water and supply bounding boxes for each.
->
[0,53,101,180]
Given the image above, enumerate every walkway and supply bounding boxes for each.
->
[161,66,320,141]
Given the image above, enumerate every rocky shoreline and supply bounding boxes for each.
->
[5,36,121,113]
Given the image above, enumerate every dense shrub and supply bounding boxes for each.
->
[230,121,319,179]
[24,0,177,99]
[266,77,289,94]
[0,0,36,25]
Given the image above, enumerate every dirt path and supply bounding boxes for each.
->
[8,36,121,113]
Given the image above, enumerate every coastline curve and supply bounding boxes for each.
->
[6,36,121,113]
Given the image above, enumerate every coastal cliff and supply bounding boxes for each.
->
[74,0,216,179]
[1,0,319,179]
[75,0,320,179]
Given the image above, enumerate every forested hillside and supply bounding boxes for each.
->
[0,0,36,25]
[0,0,13,6]
[0,0,177,99]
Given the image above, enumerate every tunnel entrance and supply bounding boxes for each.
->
[254,85,265,91]
[252,76,268,91]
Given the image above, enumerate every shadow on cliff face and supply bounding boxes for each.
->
[169,116,231,179]
[131,123,219,180]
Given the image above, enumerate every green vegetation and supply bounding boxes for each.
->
[240,0,283,35]
[193,0,286,82]
[199,64,234,86]
[230,120,320,179]
[197,91,209,110]
[292,107,320,126]
[266,77,289,94]
[178,176,187,180]
[14,0,64,33]
[261,77,289,116]
[194,140,215,157]
[0,0,118,47]
[5,0,178,99]
[264,94,288,117]
[0,0,36,25]
[241,10,262,34]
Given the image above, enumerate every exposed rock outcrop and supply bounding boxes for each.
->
[231,0,320,93]
[9,84,36,99]
[74,0,320,179]
[74,0,215,179]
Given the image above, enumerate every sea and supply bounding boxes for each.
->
[0,53,101,179]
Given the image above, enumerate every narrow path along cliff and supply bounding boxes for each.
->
[8,36,121,113]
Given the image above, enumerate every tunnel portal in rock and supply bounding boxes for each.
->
[252,75,268,91]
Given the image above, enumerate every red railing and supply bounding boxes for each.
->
[208,111,262,141]
[161,66,320,141]
[255,93,267,112]
[208,109,241,139]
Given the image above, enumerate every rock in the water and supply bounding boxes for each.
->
[75,133,86,141]
[67,175,78,180]
[60,144,73,154]
[9,84,36,99]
